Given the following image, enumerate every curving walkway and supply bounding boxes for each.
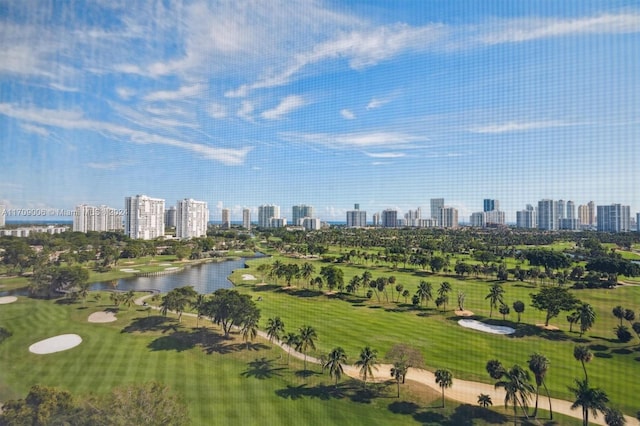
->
[133,295,638,425]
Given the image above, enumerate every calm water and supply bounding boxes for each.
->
[1,254,265,296]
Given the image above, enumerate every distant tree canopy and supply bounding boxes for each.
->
[524,249,571,271]
[585,256,640,277]
[531,286,580,326]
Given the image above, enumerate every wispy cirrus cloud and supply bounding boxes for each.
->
[283,130,425,150]
[469,120,576,134]
[0,103,251,165]
[366,98,390,110]
[365,152,406,158]
[340,109,355,120]
[261,95,306,120]
[143,84,205,102]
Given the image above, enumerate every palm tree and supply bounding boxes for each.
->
[612,305,625,326]
[241,314,259,349]
[528,353,553,420]
[434,369,453,408]
[494,365,534,425]
[193,294,207,328]
[123,290,135,309]
[478,393,493,408]
[265,316,285,344]
[355,346,378,390]
[486,283,505,318]
[568,378,609,426]
[324,347,347,388]
[567,311,580,333]
[416,281,433,307]
[437,281,451,312]
[300,262,315,287]
[486,359,505,379]
[297,325,317,370]
[604,408,626,426]
[573,345,593,381]
[78,281,90,306]
[576,303,597,337]
[283,333,300,364]
[390,360,408,397]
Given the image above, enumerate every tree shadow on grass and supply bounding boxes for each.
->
[594,352,613,359]
[275,383,346,401]
[388,401,420,415]
[288,289,323,298]
[412,410,447,424]
[295,369,321,378]
[449,404,508,425]
[241,357,286,380]
[251,284,280,292]
[121,315,177,334]
[508,323,570,341]
[612,348,633,355]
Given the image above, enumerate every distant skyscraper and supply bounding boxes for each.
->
[470,212,486,228]
[301,217,321,230]
[556,200,566,220]
[164,206,177,228]
[346,204,366,228]
[221,208,231,228]
[439,207,458,228]
[372,212,380,227]
[597,204,630,233]
[125,195,165,240]
[242,208,251,230]
[292,205,314,226]
[566,201,575,220]
[258,205,280,228]
[430,198,444,222]
[0,204,5,228]
[176,198,209,239]
[516,207,536,229]
[381,209,398,228]
[73,204,123,233]
[483,199,499,212]
[404,208,421,227]
[637,213,640,232]
[537,199,557,231]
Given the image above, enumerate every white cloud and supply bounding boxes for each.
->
[207,103,227,119]
[340,109,355,120]
[365,152,406,158]
[261,95,306,120]
[237,101,255,121]
[366,98,389,110]
[20,123,50,137]
[143,84,205,102]
[0,103,252,166]
[283,131,425,149]
[470,120,574,134]
[116,87,136,100]
[87,161,131,170]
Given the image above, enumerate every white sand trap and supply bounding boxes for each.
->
[165,267,179,271]
[159,263,172,266]
[29,334,82,354]
[119,268,139,273]
[88,311,117,323]
[242,274,257,281]
[455,310,474,317]
[458,319,515,335]
[0,296,18,304]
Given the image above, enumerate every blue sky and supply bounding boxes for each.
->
[1,0,639,223]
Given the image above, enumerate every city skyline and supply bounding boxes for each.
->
[1,1,639,222]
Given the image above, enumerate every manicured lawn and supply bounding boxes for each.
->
[233,257,640,415]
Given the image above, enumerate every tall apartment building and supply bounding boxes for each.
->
[637,213,640,232]
[566,201,575,220]
[73,204,123,233]
[483,199,499,212]
[430,198,444,224]
[258,205,280,228]
[124,195,165,240]
[270,217,287,228]
[292,205,314,226]
[242,208,251,230]
[0,204,5,228]
[346,204,367,228]
[556,200,566,220]
[301,217,321,230]
[372,212,380,227]
[221,208,231,229]
[516,205,537,229]
[381,209,398,228]
[404,208,422,227]
[175,198,209,239]
[578,201,596,227]
[537,199,557,231]
[597,204,630,233]
[164,206,177,228]
[470,212,486,228]
[439,207,458,228]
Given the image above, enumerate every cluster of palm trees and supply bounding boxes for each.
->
[566,303,597,336]
[611,305,640,343]
[109,289,136,309]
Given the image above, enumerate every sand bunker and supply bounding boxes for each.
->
[159,263,172,266]
[458,319,515,335]
[29,334,83,354]
[536,323,560,331]
[242,274,257,280]
[455,310,474,317]
[165,267,179,271]
[119,268,140,273]
[88,311,117,323]
[0,296,18,304]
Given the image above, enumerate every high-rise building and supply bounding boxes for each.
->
[346,204,367,228]
[537,199,557,231]
[242,208,251,230]
[73,204,123,233]
[404,208,422,227]
[578,201,596,226]
[175,198,209,239]
[483,199,499,212]
[516,206,536,229]
[258,205,280,228]
[556,200,566,220]
[372,212,380,227]
[470,212,486,228]
[221,208,231,229]
[0,204,5,228]
[381,209,398,228]
[597,204,630,233]
[566,201,575,220]
[292,205,314,226]
[485,210,505,226]
[637,213,640,232]
[301,217,321,230]
[439,207,458,228]
[164,206,177,228]
[270,217,287,228]
[430,198,444,222]
[124,195,165,240]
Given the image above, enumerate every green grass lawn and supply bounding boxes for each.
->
[232,258,640,416]
[0,295,588,425]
